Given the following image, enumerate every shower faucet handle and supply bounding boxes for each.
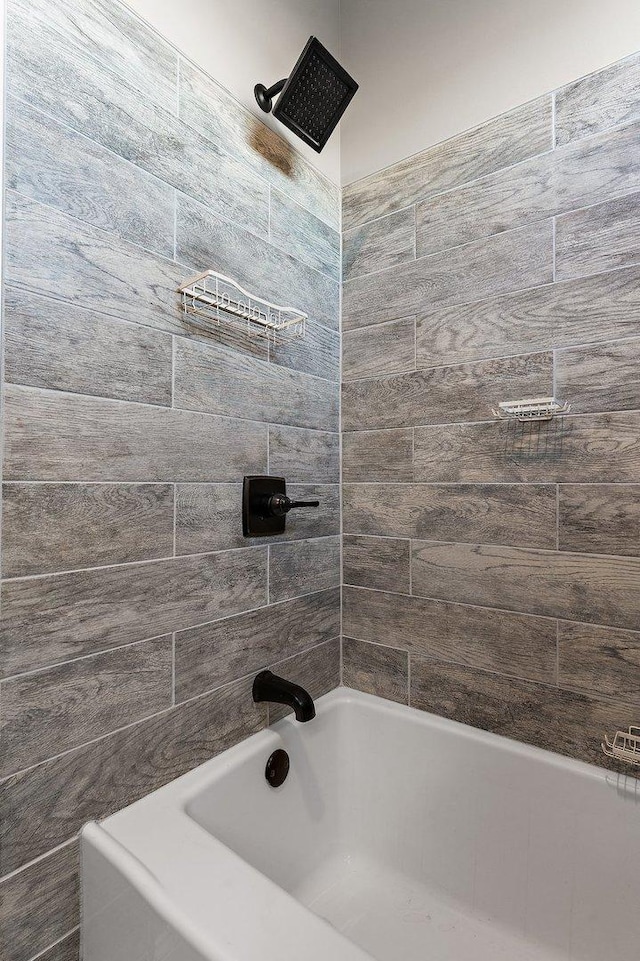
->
[266,494,319,517]
[243,475,319,537]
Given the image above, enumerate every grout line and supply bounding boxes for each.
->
[173,187,178,261]
[342,331,640,378]
[1,479,338,488]
[171,633,176,706]
[413,204,417,260]
[555,620,560,686]
[556,484,560,550]
[552,215,556,283]
[342,405,640,433]
[1,542,271,584]
[172,484,177,555]
[343,344,555,384]
[408,537,413,595]
[342,201,418,234]
[171,336,176,406]
[0,837,77,885]
[352,536,640,561]
[4,382,341,429]
[25,929,80,961]
[1,632,176,685]
[340,480,640,487]
[343,583,640,634]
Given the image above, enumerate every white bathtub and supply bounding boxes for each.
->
[82,688,640,961]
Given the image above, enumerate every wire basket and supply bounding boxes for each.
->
[178,270,307,344]
[602,727,640,766]
[491,397,571,423]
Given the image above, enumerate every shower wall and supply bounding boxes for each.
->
[0,0,340,958]
[341,53,640,770]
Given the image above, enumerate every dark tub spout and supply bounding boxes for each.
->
[252,670,316,722]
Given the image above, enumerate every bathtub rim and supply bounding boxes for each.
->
[82,687,639,961]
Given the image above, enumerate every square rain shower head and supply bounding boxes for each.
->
[272,37,359,153]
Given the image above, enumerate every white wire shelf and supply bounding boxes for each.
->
[178,270,307,344]
[491,397,571,423]
[603,727,640,766]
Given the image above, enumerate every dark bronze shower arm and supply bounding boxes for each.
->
[254,78,287,113]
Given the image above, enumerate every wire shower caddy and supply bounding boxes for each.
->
[602,727,640,767]
[491,397,571,423]
[178,270,307,344]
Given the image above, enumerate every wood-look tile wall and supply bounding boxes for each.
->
[0,0,341,956]
[341,51,640,773]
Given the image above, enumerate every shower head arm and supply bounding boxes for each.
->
[254,78,287,113]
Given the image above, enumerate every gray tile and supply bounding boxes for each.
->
[175,588,340,701]
[409,657,636,769]
[342,637,409,704]
[4,385,267,482]
[555,51,640,147]
[342,96,552,230]
[270,189,340,280]
[36,931,80,961]
[416,121,640,256]
[411,540,640,630]
[0,635,173,777]
[268,638,340,722]
[10,0,178,110]
[414,412,640,483]
[7,0,268,235]
[342,317,416,380]
[3,288,173,405]
[6,97,175,259]
[268,426,339,484]
[342,483,557,549]
[343,586,556,683]
[269,537,341,604]
[269,319,340,382]
[342,352,553,430]
[342,535,410,593]
[556,339,640,414]
[2,483,174,578]
[175,484,339,555]
[559,485,640,557]
[558,620,640,704]
[0,678,265,875]
[416,263,640,368]
[176,192,339,334]
[342,429,413,483]
[343,220,553,331]
[342,208,415,281]
[173,338,338,430]
[178,58,339,230]
[5,192,186,337]
[0,841,78,961]
[555,191,640,281]
[0,548,267,678]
